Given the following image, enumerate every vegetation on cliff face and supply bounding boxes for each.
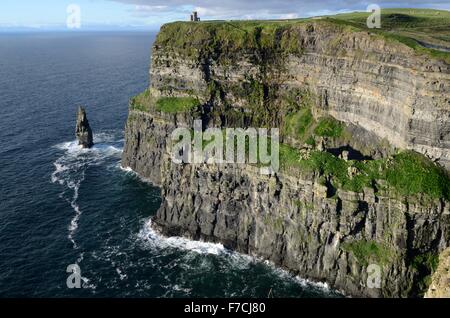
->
[411,252,440,296]
[133,8,450,201]
[314,117,344,138]
[386,152,450,200]
[130,89,200,114]
[155,97,200,113]
[130,88,450,201]
[283,108,314,140]
[342,240,395,266]
[279,144,450,200]
[130,89,152,112]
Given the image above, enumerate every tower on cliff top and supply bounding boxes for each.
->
[190,11,200,22]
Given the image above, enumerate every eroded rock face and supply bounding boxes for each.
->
[76,106,94,149]
[150,21,450,167]
[124,110,450,297]
[122,20,450,297]
[425,248,450,298]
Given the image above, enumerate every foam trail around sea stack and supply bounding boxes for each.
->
[51,131,124,249]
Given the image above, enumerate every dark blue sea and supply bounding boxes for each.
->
[0,32,340,298]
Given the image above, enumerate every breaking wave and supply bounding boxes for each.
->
[50,130,124,290]
[137,218,338,296]
[138,219,230,256]
[49,130,340,297]
[51,130,123,248]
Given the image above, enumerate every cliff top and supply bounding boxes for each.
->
[157,8,450,64]
[143,8,450,202]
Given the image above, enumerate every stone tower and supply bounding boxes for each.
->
[190,11,200,22]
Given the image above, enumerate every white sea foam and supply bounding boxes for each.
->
[120,166,134,173]
[50,131,124,291]
[261,259,333,293]
[119,165,157,185]
[116,268,128,281]
[138,218,229,256]
[67,177,84,249]
[137,217,339,295]
[51,131,123,247]
[50,131,338,296]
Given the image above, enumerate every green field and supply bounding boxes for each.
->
[331,8,450,62]
[158,8,450,63]
[332,8,450,47]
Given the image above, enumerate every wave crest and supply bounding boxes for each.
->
[51,131,123,249]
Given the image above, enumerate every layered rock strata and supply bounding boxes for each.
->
[122,19,450,297]
[76,106,94,149]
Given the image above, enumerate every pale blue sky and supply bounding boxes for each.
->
[1,0,449,31]
[0,0,192,30]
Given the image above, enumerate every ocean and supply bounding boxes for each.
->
[0,32,340,298]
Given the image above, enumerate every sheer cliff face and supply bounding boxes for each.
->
[425,247,450,298]
[153,159,449,298]
[150,21,450,167]
[122,20,450,297]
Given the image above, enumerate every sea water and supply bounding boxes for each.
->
[0,32,341,298]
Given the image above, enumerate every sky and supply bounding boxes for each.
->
[0,0,449,31]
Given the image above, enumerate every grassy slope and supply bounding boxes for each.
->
[280,145,450,200]
[331,8,450,62]
[332,8,450,44]
[155,18,318,58]
[157,8,450,63]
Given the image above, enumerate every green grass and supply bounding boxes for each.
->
[130,91,201,114]
[305,136,316,147]
[157,9,450,63]
[332,9,450,29]
[279,144,450,199]
[346,160,385,192]
[342,240,395,266]
[386,151,450,200]
[155,18,350,59]
[280,147,371,191]
[411,252,440,295]
[283,108,314,139]
[299,151,348,180]
[412,253,439,273]
[155,97,200,113]
[279,144,302,169]
[314,117,344,138]
[331,8,450,63]
[130,89,152,112]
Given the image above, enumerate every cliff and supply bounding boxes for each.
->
[122,11,450,297]
[425,247,450,298]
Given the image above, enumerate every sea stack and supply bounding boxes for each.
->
[76,106,94,148]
